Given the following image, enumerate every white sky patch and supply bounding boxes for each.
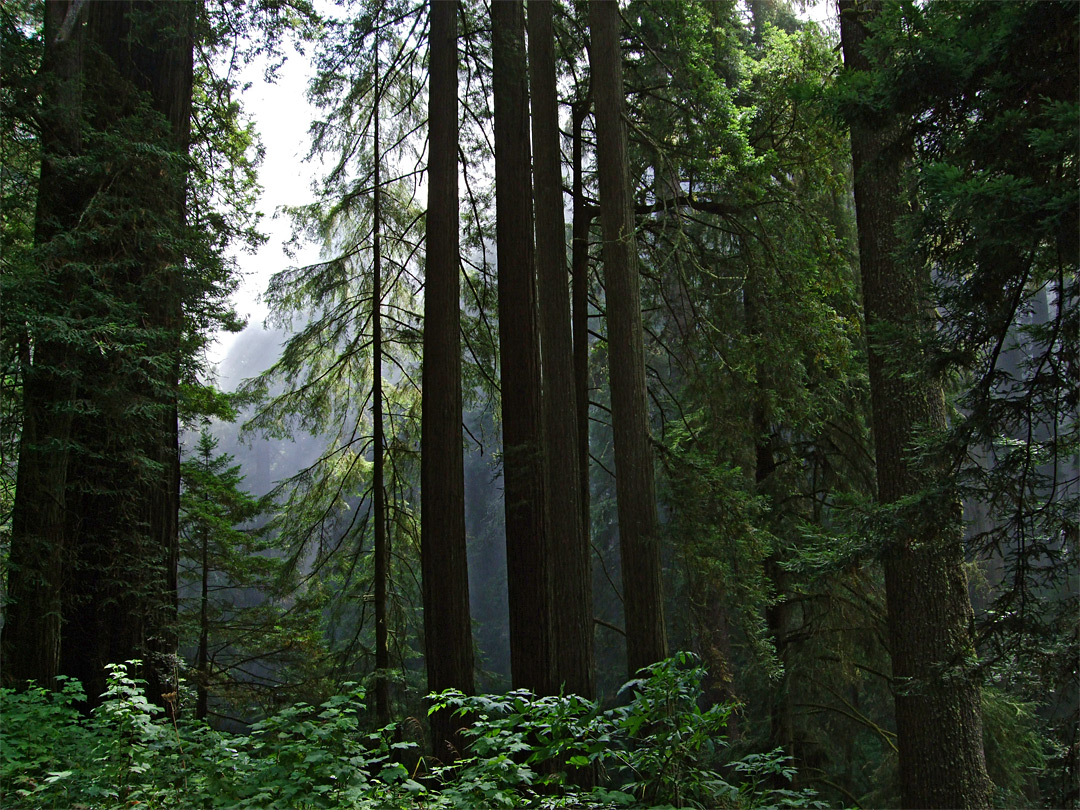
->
[799,0,837,30]
[208,43,324,372]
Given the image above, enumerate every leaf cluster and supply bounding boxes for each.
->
[430,653,825,809]
[0,656,824,810]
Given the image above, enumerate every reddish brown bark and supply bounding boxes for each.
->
[840,2,992,807]
[422,0,475,758]
[492,0,554,694]
[529,0,594,700]
[588,0,667,678]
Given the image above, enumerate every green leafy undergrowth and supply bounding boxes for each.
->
[0,655,823,809]
[428,653,824,809]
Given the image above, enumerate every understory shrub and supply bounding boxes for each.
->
[0,654,823,809]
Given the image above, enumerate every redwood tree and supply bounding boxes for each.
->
[588,0,667,678]
[60,0,194,712]
[529,0,593,699]
[839,1,992,806]
[491,0,554,694]
[421,0,475,756]
[4,0,195,711]
[3,0,85,692]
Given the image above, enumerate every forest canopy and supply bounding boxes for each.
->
[0,1,1076,808]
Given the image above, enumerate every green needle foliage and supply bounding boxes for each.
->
[831,2,1077,801]
[179,428,328,718]
[240,0,430,705]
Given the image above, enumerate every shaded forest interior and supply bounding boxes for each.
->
[1,0,1077,808]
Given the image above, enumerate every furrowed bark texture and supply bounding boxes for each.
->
[570,99,593,549]
[6,1,192,712]
[588,0,667,678]
[422,0,475,759]
[492,0,554,694]
[59,0,193,712]
[2,0,85,690]
[840,2,992,807]
[529,0,594,700]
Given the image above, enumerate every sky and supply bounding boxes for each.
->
[207,42,322,373]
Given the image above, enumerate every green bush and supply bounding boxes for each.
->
[0,655,822,809]
[0,663,411,810]
[429,652,824,809]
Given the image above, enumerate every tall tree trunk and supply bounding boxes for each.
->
[2,0,86,690]
[588,0,667,678]
[743,2,793,770]
[57,0,194,711]
[196,482,210,720]
[570,98,592,552]
[130,0,191,716]
[492,0,554,695]
[372,36,390,725]
[839,3,992,807]
[421,0,475,759]
[5,1,192,710]
[528,0,593,700]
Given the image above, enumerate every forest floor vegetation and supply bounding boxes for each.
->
[0,654,825,809]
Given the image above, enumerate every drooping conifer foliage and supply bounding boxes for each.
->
[2,1,1075,807]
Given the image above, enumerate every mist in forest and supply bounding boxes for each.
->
[200,324,523,690]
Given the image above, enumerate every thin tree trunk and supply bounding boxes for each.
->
[529,0,593,700]
[743,1,794,770]
[372,35,390,725]
[571,98,593,550]
[839,3,991,807]
[588,0,667,678]
[744,268,794,765]
[492,0,554,695]
[421,0,475,760]
[196,488,210,720]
